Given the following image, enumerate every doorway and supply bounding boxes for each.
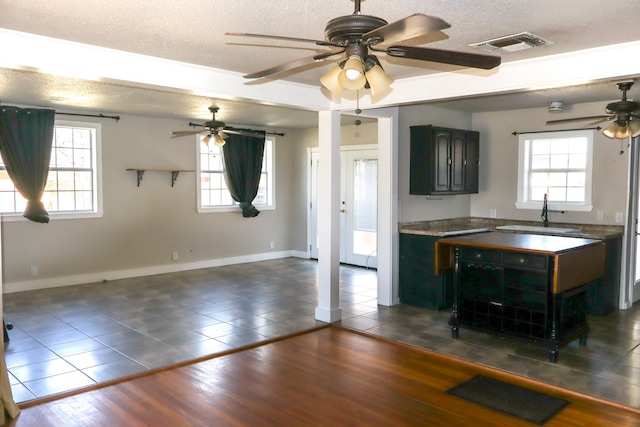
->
[309,146,378,268]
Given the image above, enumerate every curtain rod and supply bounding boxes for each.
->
[56,112,121,121]
[228,127,285,137]
[511,126,601,136]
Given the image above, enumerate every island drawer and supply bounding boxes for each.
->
[459,247,500,263]
[502,252,547,270]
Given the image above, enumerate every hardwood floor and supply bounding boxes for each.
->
[6,325,640,426]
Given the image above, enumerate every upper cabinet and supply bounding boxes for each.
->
[410,125,479,195]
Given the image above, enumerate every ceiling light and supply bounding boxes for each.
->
[603,119,629,139]
[320,62,344,94]
[338,56,367,90]
[213,133,226,147]
[628,120,640,138]
[364,56,394,96]
[201,134,211,145]
[321,55,393,95]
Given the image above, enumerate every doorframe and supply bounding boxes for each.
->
[307,144,378,266]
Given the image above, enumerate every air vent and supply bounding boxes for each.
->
[469,31,553,53]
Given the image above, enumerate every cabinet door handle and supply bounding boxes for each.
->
[463,159,467,166]
[447,158,452,165]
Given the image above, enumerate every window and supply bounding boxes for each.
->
[198,136,275,212]
[0,120,102,219]
[516,130,593,212]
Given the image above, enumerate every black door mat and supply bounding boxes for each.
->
[447,375,569,425]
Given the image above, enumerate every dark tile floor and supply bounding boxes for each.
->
[3,257,640,409]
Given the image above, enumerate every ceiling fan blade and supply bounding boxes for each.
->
[546,115,613,125]
[226,32,339,48]
[582,117,615,127]
[363,14,451,45]
[242,50,344,79]
[170,130,203,137]
[386,45,501,69]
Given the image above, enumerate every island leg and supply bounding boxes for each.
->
[449,246,460,339]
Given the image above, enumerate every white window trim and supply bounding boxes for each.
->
[1,119,103,222]
[197,135,276,213]
[515,130,593,212]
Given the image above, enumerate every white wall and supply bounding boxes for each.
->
[2,112,299,292]
[470,101,629,224]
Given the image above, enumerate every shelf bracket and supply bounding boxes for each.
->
[135,170,145,187]
[171,171,180,187]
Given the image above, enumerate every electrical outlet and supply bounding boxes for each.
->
[270,241,275,249]
[490,209,497,218]
[30,265,38,276]
[172,251,178,261]
[597,210,604,221]
[615,212,624,223]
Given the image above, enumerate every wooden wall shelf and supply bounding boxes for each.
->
[126,169,194,187]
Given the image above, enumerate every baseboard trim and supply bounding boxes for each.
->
[4,250,311,294]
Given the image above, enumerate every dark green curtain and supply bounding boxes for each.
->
[0,106,55,223]
[222,132,266,217]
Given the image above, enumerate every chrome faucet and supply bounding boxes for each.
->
[541,193,549,227]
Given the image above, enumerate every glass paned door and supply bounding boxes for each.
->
[309,148,378,268]
[344,152,377,267]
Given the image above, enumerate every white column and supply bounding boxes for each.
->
[359,107,399,306]
[315,110,342,323]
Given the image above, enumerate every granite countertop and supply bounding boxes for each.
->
[399,217,623,240]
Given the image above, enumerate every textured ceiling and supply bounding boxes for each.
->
[1,0,640,127]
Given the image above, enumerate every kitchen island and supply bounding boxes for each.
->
[436,231,606,362]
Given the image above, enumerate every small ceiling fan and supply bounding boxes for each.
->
[170,107,259,146]
[546,81,640,139]
[226,0,501,95]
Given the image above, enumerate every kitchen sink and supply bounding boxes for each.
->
[495,225,580,234]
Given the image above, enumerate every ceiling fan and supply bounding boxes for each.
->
[546,82,640,139]
[170,107,260,146]
[225,0,501,95]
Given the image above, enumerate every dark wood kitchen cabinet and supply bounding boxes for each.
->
[410,125,479,195]
[399,233,452,311]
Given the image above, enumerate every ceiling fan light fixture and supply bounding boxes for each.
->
[628,120,640,138]
[320,63,344,94]
[213,133,226,147]
[364,56,394,96]
[338,56,366,90]
[603,121,622,139]
[201,134,211,145]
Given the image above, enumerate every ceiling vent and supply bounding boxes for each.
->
[469,31,553,53]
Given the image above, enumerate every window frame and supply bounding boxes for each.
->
[0,119,103,221]
[516,129,593,212]
[197,135,275,213]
